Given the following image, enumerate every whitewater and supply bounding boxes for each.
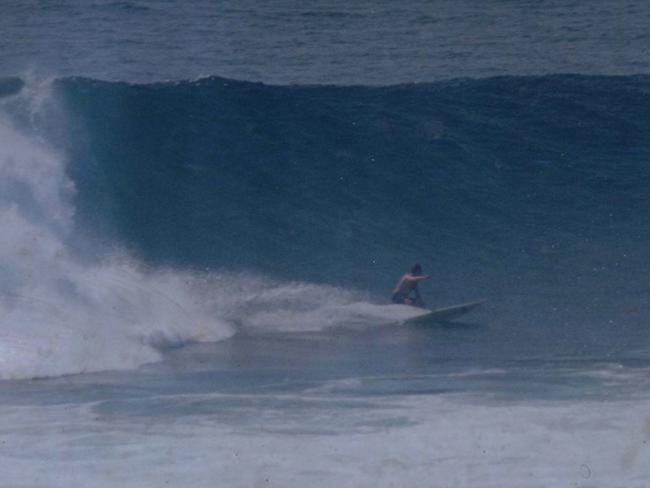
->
[3,0,650,486]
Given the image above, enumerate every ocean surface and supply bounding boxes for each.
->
[2,1,650,486]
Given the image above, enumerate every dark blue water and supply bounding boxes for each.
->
[54,74,650,288]
[3,0,650,84]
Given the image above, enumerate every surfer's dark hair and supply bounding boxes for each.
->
[411,263,422,275]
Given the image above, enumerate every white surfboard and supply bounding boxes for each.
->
[405,300,485,324]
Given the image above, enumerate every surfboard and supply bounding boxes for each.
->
[404,300,485,324]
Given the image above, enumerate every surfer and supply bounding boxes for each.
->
[391,264,430,307]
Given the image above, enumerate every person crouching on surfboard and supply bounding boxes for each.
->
[391,264,430,308]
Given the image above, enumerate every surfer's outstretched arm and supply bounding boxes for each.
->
[409,274,430,282]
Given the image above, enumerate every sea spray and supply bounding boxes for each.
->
[0,83,235,378]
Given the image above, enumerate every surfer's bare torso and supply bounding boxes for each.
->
[392,266,430,308]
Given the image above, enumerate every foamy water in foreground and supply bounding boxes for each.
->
[1,383,648,487]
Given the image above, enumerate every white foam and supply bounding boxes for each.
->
[0,88,237,379]
[0,393,648,487]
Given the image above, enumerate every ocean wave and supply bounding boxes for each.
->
[52,74,650,290]
[3,73,650,377]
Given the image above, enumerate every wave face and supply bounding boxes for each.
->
[57,75,650,289]
[2,74,650,378]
